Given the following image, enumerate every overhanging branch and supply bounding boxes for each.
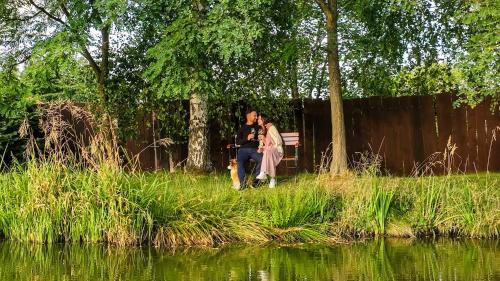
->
[28,0,68,27]
[58,2,101,76]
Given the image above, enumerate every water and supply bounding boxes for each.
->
[0,239,498,281]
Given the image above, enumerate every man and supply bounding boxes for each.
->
[235,109,263,189]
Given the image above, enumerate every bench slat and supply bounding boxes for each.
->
[281,132,299,137]
[282,135,299,146]
[281,132,299,146]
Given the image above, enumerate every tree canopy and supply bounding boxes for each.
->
[0,0,498,167]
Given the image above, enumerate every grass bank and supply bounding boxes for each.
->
[0,159,498,246]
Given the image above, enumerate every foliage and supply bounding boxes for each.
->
[1,0,146,140]
[453,0,499,108]
[0,68,36,166]
[390,63,458,97]
[144,0,298,141]
[20,33,97,102]
[1,0,498,153]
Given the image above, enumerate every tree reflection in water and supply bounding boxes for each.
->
[0,239,498,281]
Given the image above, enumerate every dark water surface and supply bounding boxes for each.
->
[0,239,498,281]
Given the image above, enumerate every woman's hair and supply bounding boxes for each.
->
[259,114,271,125]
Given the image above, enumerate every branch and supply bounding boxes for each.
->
[80,44,101,76]
[59,3,71,20]
[4,11,42,22]
[1,49,33,69]
[315,0,330,14]
[28,0,68,27]
[99,24,110,78]
[16,53,32,65]
[59,2,101,76]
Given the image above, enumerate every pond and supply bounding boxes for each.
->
[0,239,498,280]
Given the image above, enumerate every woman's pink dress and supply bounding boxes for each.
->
[260,127,283,177]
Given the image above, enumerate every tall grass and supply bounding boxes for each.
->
[412,179,444,236]
[0,103,498,246]
[0,165,498,246]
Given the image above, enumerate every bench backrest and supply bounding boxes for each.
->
[280,132,300,147]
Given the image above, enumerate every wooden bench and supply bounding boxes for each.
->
[226,132,300,175]
[280,132,300,175]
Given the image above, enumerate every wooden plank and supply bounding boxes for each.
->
[281,132,299,137]
[282,136,299,141]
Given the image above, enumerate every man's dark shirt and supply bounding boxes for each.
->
[236,123,259,149]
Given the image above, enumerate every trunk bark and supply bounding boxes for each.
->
[307,22,324,99]
[290,59,300,99]
[316,60,327,99]
[318,0,348,175]
[186,92,211,171]
[98,25,110,104]
[186,0,211,172]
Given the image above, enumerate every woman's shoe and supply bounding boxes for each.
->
[269,178,276,188]
[256,171,267,180]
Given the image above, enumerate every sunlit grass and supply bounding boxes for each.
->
[1,101,496,247]
[0,160,498,247]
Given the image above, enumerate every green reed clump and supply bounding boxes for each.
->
[1,168,498,246]
[446,175,500,238]
[320,173,499,239]
[370,185,394,235]
[0,159,153,245]
[1,102,497,247]
[258,184,337,242]
[149,177,271,247]
[412,180,444,236]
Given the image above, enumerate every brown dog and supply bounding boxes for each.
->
[227,159,241,189]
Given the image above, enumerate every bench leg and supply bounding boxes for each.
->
[294,165,298,183]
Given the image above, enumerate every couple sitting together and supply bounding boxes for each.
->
[234,109,283,189]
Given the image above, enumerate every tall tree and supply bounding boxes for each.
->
[185,0,210,171]
[315,0,348,175]
[0,0,127,109]
[146,0,270,172]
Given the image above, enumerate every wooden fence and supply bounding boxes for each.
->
[125,94,500,175]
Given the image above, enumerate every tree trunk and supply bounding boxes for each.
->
[319,0,348,175]
[186,92,211,171]
[290,58,300,99]
[307,21,324,99]
[186,0,211,172]
[98,25,110,104]
[316,60,327,99]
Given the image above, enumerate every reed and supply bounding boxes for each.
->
[370,184,394,235]
[0,166,498,246]
[412,179,444,236]
[0,103,498,246]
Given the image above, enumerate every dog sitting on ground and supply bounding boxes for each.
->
[228,159,258,189]
[227,159,241,189]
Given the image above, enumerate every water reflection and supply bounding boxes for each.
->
[0,239,498,280]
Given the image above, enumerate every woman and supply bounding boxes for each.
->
[256,114,283,188]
